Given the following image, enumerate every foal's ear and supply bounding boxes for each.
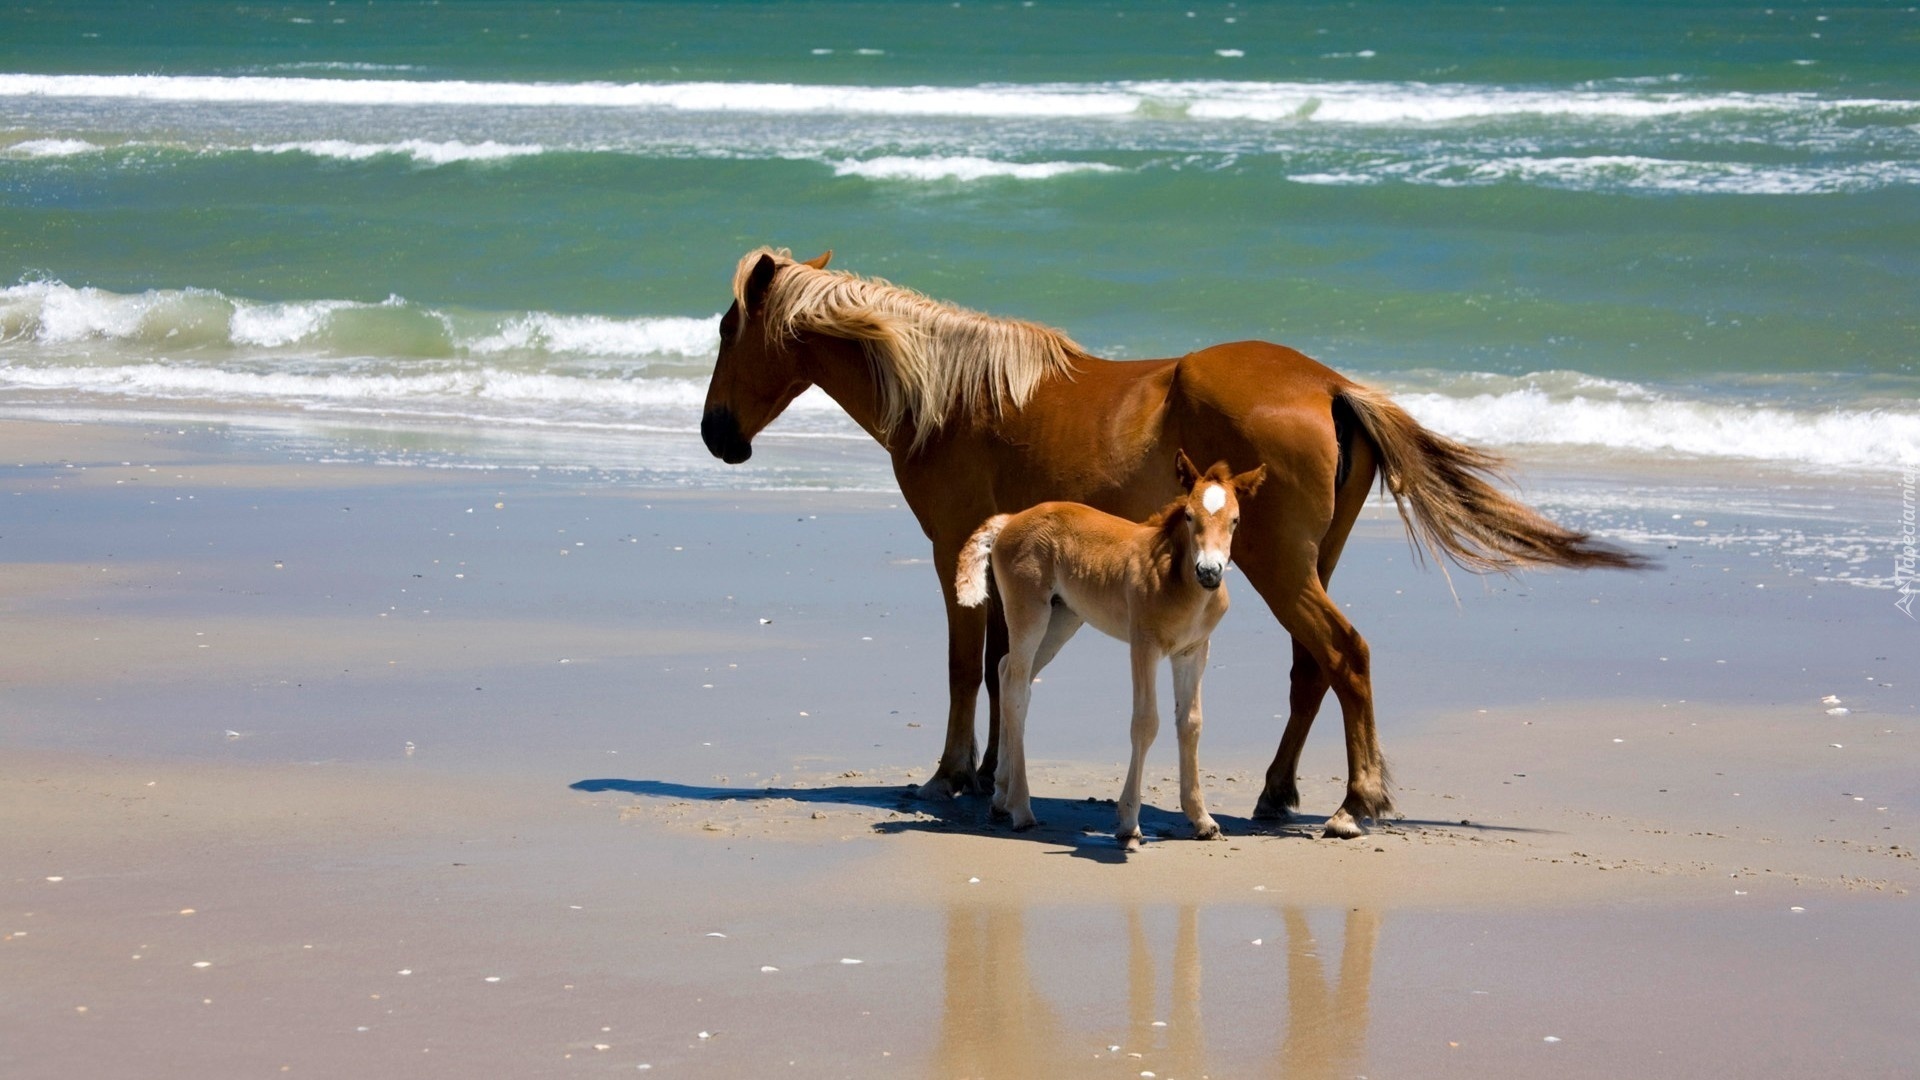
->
[1174,449,1201,489]
[801,250,833,270]
[744,252,779,315]
[1232,463,1269,497]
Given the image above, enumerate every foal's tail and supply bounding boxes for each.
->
[1335,384,1647,573]
[954,515,1010,608]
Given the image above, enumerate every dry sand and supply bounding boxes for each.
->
[2,417,1914,1078]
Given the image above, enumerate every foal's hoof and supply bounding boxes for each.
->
[1192,819,1222,841]
[1321,809,1367,839]
[1116,828,1143,852]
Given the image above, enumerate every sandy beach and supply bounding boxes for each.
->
[2,416,1913,1078]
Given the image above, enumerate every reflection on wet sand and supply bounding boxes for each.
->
[1276,907,1378,1080]
[932,901,1378,1078]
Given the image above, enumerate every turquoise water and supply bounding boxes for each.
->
[1,1,1915,474]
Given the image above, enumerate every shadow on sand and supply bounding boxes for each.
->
[568,777,1547,864]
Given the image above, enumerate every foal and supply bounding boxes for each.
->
[954,452,1267,849]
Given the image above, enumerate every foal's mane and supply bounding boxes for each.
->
[734,247,1086,453]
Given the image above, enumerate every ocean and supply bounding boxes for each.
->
[2,0,1915,507]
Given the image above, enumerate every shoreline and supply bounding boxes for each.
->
[4,415,1915,1077]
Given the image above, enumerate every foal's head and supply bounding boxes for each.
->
[1172,450,1268,591]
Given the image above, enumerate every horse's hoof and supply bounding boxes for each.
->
[1192,819,1222,841]
[1011,817,1039,832]
[1321,810,1366,839]
[1251,797,1292,823]
[966,769,996,796]
[1116,828,1143,851]
[987,801,1010,820]
[915,775,962,801]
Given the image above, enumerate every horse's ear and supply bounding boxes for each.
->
[801,250,833,270]
[1174,449,1201,489]
[1233,463,1269,497]
[744,252,779,316]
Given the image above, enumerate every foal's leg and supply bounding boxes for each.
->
[993,590,1054,831]
[1170,641,1220,840]
[1028,603,1084,677]
[1116,639,1163,851]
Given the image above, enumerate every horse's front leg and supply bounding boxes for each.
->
[1170,641,1220,840]
[1116,640,1162,851]
[916,587,989,801]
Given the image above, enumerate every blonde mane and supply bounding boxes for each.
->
[733,247,1084,453]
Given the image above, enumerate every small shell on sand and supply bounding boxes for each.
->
[705,932,727,938]
[1827,707,1850,716]
[760,966,779,973]
[1822,695,1842,705]
[840,958,863,965]
[192,961,211,968]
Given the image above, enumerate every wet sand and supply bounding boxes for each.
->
[3,417,1915,1078]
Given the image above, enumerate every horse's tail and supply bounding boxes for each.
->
[1335,384,1647,572]
[954,514,1010,607]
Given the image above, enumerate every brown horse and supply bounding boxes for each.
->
[701,248,1641,837]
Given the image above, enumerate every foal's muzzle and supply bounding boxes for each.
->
[701,407,753,464]
[1195,564,1224,590]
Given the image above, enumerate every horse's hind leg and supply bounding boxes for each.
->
[1284,581,1389,837]
[1254,424,1376,823]
[978,590,1011,795]
[1253,639,1328,821]
[1238,537,1389,838]
[1171,641,1220,840]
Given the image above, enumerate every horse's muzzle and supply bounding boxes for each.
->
[1195,565,1224,590]
[701,407,752,464]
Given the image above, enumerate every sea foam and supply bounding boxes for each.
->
[831,156,1121,181]
[1399,385,1920,471]
[0,282,719,360]
[252,139,547,165]
[2,72,1908,126]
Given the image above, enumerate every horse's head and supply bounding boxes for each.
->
[701,248,832,464]
[1174,450,1267,591]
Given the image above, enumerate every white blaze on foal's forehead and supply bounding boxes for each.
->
[1201,483,1228,515]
